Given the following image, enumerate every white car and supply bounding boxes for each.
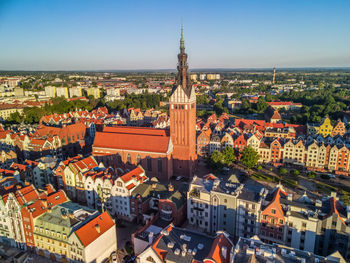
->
[328,173,336,179]
[176,176,183,181]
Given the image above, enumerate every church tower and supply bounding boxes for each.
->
[169,26,197,178]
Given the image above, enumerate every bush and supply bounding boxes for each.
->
[307,172,316,179]
[257,165,263,171]
[279,168,288,176]
[290,169,300,177]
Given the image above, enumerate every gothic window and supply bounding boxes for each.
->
[127,154,131,164]
[137,155,141,165]
[147,157,152,171]
[116,154,121,163]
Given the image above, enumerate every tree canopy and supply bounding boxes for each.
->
[241,146,260,169]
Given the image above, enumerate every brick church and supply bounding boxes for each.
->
[92,28,197,180]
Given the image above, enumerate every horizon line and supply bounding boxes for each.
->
[1,66,350,73]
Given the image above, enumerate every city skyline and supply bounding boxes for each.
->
[1,0,350,70]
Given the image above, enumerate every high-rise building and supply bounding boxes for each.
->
[273,67,276,84]
[169,27,197,177]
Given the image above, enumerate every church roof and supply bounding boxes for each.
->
[93,127,171,154]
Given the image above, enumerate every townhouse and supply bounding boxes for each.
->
[187,175,263,237]
[130,178,187,226]
[60,155,100,201]
[136,224,234,263]
[197,114,350,174]
[84,165,148,221]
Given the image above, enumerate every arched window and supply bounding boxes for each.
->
[116,153,121,163]
[157,158,162,172]
[147,156,152,171]
[146,256,156,263]
[137,155,141,165]
[127,154,131,164]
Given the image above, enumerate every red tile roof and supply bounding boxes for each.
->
[15,185,39,205]
[205,233,233,263]
[268,101,302,106]
[120,166,145,183]
[126,183,135,190]
[75,212,115,247]
[94,127,171,154]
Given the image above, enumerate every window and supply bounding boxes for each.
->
[147,157,152,171]
[271,209,276,214]
[137,155,141,165]
[157,158,162,172]
[146,256,156,263]
[127,154,131,164]
[116,154,121,163]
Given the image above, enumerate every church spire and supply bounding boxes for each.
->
[175,25,192,97]
[180,25,185,50]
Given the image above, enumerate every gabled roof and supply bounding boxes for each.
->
[75,212,115,247]
[15,185,39,205]
[120,166,146,183]
[94,127,171,154]
[205,232,233,263]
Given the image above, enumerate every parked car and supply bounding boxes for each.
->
[327,173,336,179]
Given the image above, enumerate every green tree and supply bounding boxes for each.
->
[279,168,288,176]
[290,169,300,177]
[208,150,224,170]
[307,172,316,179]
[241,146,260,169]
[256,97,268,113]
[240,98,251,112]
[222,146,236,166]
[197,94,210,105]
[213,99,228,116]
[8,112,22,123]
[265,94,274,102]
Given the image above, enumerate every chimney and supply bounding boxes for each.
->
[95,224,100,234]
[68,212,74,219]
[148,232,154,244]
[222,246,227,259]
[41,199,48,207]
[315,200,322,207]
[168,184,174,192]
[330,192,337,198]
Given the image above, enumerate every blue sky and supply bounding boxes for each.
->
[0,0,349,70]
